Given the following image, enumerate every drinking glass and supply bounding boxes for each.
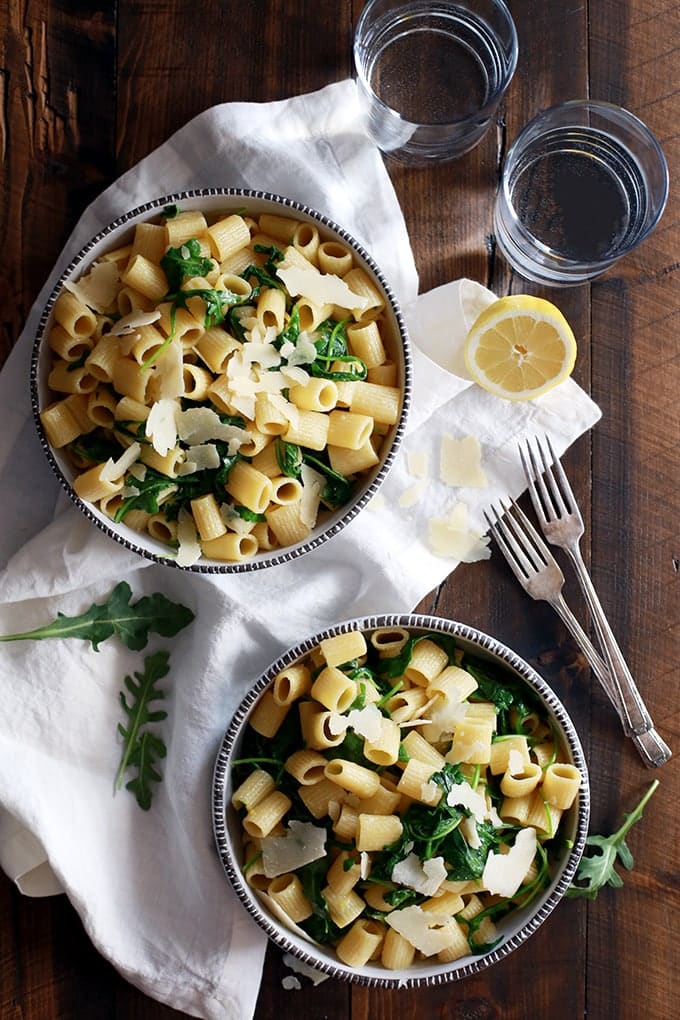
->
[353,0,518,165]
[493,100,669,285]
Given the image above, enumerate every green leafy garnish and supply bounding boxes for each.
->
[567,780,659,899]
[309,318,367,381]
[275,439,303,478]
[0,581,194,651]
[161,204,180,220]
[115,650,169,810]
[160,238,214,291]
[298,855,342,944]
[301,452,353,508]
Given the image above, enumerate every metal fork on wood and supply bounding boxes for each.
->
[484,498,671,768]
[519,434,670,766]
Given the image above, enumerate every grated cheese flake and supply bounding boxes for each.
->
[440,434,488,488]
[145,398,179,456]
[399,479,427,508]
[261,820,327,878]
[406,449,429,478]
[299,463,325,529]
[176,443,220,475]
[109,309,162,335]
[391,853,447,896]
[100,441,141,482]
[277,264,371,312]
[482,827,537,897]
[175,507,201,567]
[64,260,120,313]
[427,501,491,562]
[385,904,460,956]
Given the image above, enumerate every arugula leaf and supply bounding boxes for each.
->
[0,581,194,651]
[309,318,367,381]
[234,505,266,523]
[68,432,123,465]
[160,239,214,291]
[275,439,303,478]
[298,855,343,943]
[115,650,169,810]
[301,452,353,507]
[567,780,659,899]
[439,821,500,880]
[161,204,180,219]
[464,655,539,734]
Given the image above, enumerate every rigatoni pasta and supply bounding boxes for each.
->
[228,625,584,972]
[39,203,405,566]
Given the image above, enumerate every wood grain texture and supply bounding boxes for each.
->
[0,1,678,1018]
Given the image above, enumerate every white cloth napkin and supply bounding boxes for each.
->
[0,80,601,1020]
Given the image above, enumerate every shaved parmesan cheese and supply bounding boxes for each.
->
[367,493,386,512]
[326,703,383,743]
[391,853,447,896]
[175,507,201,567]
[282,954,330,986]
[285,332,318,367]
[145,399,179,456]
[241,341,282,370]
[420,781,442,806]
[127,462,147,482]
[399,480,427,508]
[155,339,184,400]
[421,697,467,741]
[508,749,526,776]
[406,449,428,478]
[460,815,482,849]
[64,260,120,312]
[428,501,491,562]
[446,782,488,822]
[258,892,318,945]
[261,820,327,878]
[281,365,311,387]
[277,265,371,312]
[385,905,458,956]
[440,434,488,488]
[360,852,371,880]
[109,309,162,335]
[282,976,301,991]
[347,703,383,741]
[299,463,325,529]
[99,441,141,482]
[482,828,537,897]
[177,407,247,448]
[176,443,220,474]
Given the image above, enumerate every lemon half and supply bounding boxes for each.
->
[464,294,577,401]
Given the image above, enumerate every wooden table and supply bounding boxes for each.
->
[1,2,678,1018]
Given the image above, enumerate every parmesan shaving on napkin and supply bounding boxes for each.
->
[0,79,600,1020]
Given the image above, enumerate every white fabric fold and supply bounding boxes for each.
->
[0,79,600,1019]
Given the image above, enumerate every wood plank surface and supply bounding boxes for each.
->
[1,2,678,1019]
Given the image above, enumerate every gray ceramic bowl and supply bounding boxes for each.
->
[213,614,589,986]
[31,189,411,572]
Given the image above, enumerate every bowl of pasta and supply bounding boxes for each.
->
[31,189,411,571]
[212,614,590,985]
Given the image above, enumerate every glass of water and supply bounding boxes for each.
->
[353,0,518,164]
[493,101,669,285]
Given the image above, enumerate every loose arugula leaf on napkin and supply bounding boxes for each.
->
[0,581,194,651]
[567,780,659,899]
[116,650,170,810]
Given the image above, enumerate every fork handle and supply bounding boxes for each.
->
[565,546,660,738]
[549,592,671,768]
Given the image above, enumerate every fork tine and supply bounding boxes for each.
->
[542,433,581,519]
[518,440,554,523]
[484,498,551,580]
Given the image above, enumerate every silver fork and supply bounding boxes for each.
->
[484,498,670,768]
[519,435,670,765]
